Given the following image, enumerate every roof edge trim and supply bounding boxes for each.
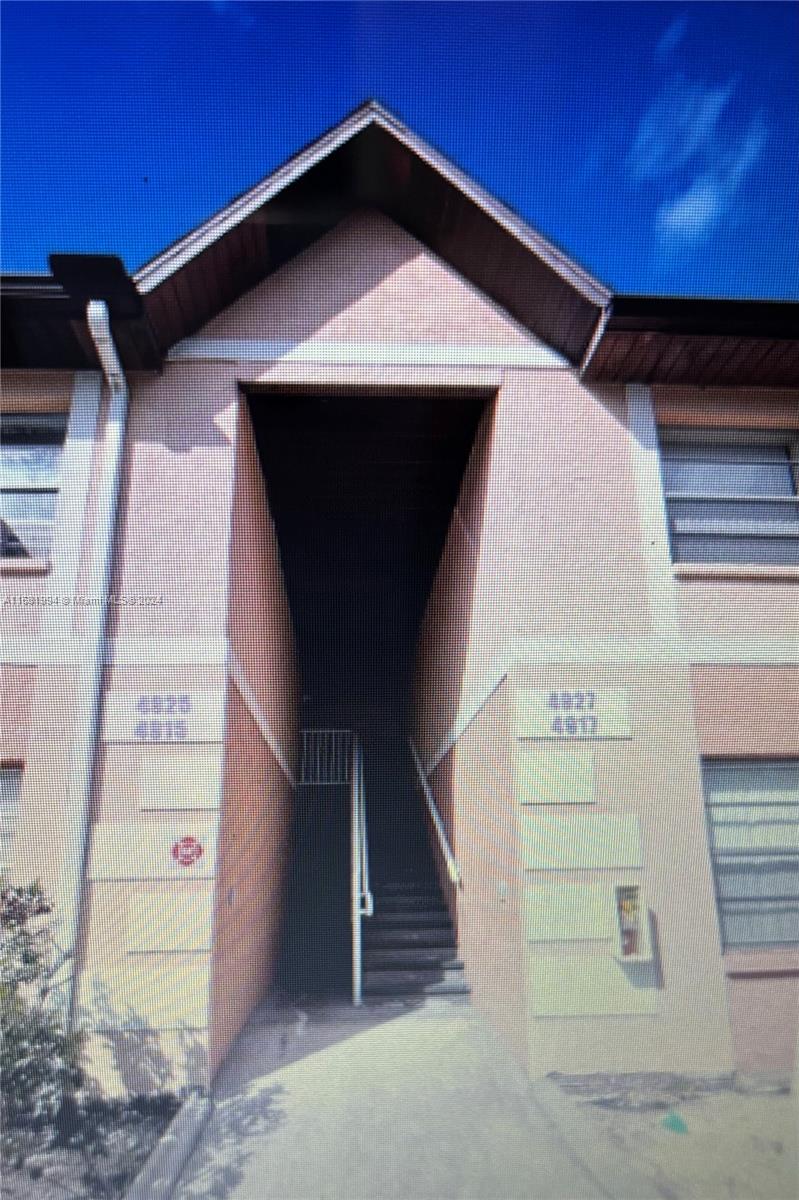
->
[133,100,611,310]
[133,103,382,293]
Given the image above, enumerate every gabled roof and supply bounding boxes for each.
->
[2,101,798,385]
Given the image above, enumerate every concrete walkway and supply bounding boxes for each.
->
[172,997,653,1200]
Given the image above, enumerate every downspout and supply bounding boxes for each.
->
[578,301,612,378]
[57,300,129,1023]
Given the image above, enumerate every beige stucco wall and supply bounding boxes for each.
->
[691,664,799,1074]
[200,208,539,348]
[691,666,799,758]
[415,372,650,746]
[656,386,799,1073]
[725,953,799,1073]
[413,367,798,1075]
[76,376,299,1091]
[3,219,797,1087]
[0,666,35,762]
[653,386,798,430]
[106,366,240,640]
[210,684,293,1075]
[209,398,297,1077]
[437,683,528,1066]
[2,370,105,901]
[225,400,297,767]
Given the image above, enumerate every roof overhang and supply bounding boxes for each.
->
[2,101,797,386]
[584,295,799,387]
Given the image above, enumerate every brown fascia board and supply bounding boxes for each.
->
[4,103,612,367]
[1,274,72,300]
[132,101,385,293]
[4,106,796,372]
[49,254,144,319]
[1,256,160,371]
[132,99,612,315]
[608,294,799,340]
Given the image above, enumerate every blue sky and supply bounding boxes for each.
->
[2,1,797,297]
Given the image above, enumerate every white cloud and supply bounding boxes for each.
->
[627,22,768,247]
[654,113,767,245]
[628,77,736,181]
[657,176,722,239]
[655,15,688,62]
[724,117,768,189]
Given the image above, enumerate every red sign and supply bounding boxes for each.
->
[171,836,204,868]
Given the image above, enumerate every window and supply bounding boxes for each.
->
[659,431,799,565]
[702,759,799,949]
[0,413,67,559]
[0,766,22,873]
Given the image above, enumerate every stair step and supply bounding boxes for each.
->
[363,927,457,950]
[374,882,441,895]
[363,968,470,996]
[370,911,451,927]
[363,947,464,969]
[376,896,448,912]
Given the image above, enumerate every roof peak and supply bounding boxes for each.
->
[133,100,609,316]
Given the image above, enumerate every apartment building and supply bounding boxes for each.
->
[2,103,797,1092]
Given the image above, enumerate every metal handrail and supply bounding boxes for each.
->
[408,739,462,887]
[351,736,373,1005]
[299,728,351,786]
[359,753,372,915]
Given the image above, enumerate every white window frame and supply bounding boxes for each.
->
[1,412,68,560]
[702,758,799,950]
[658,427,799,566]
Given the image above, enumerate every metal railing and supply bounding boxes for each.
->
[409,739,462,887]
[299,729,352,786]
[351,736,373,1005]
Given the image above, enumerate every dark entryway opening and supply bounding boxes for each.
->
[247,389,486,995]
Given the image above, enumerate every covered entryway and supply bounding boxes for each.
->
[247,388,487,996]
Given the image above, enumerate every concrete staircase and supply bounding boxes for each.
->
[363,880,470,1000]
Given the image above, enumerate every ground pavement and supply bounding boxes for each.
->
[171,996,659,1200]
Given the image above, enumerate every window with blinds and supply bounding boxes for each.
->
[702,759,799,948]
[1,413,67,559]
[0,766,22,874]
[659,432,799,565]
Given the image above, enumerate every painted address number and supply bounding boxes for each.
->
[547,691,597,737]
[515,688,631,740]
[102,690,224,743]
[135,693,191,742]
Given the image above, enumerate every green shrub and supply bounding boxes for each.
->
[0,880,84,1163]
